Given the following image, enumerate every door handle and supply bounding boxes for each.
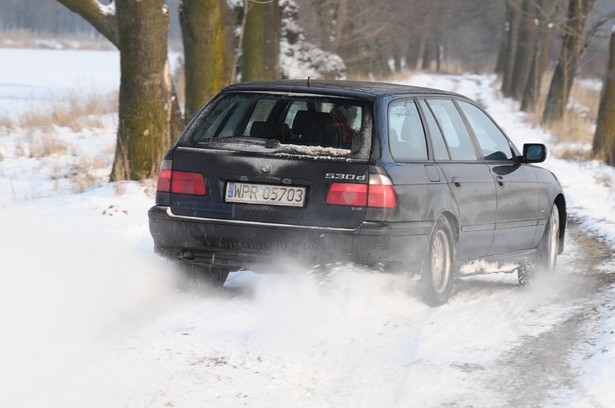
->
[496,176,504,187]
[451,177,462,188]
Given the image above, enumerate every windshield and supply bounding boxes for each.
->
[183,92,372,159]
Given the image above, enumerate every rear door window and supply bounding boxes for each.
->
[388,99,428,161]
[418,100,450,161]
[186,92,372,160]
[426,99,478,161]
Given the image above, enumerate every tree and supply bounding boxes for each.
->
[179,0,231,120]
[520,0,559,112]
[501,0,523,97]
[592,27,615,165]
[510,0,538,101]
[542,0,596,123]
[240,0,281,81]
[57,0,175,181]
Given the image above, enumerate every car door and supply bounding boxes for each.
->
[456,100,540,255]
[420,99,496,261]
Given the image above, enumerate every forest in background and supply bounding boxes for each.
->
[1,0,615,177]
[0,0,612,77]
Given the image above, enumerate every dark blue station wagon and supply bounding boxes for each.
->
[148,80,566,305]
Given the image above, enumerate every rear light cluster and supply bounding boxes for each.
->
[326,173,397,208]
[156,160,206,195]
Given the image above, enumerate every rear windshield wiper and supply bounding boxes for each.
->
[198,136,280,149]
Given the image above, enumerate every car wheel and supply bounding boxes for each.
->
[176,262,231,288]
[518,203,560,285]
[420,216,456,306]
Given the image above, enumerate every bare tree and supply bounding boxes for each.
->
[501,0,523,97]
[542,0,596,123]
[520,0,560,112]
[593,27,615,165]
[510,0,539,101]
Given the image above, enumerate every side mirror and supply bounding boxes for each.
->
[521,143,546,163]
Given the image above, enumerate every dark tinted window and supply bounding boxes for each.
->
[388,99,428,161]
[457,101,513,161]
[187,93,371,158]
[426,99,477,161]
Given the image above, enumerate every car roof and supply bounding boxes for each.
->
[223,79,465,101]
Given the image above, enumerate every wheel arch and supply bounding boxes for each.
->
[554,193,566,254]
[439,210,460,255]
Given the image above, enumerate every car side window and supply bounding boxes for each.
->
[418,100,450,161]
[426,99,477,161]
[457,101,513,161]
[388,99,428,161]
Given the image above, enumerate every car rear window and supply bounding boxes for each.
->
[183,92,373,160]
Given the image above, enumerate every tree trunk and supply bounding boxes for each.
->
[593,28,615,165]
[521,0,557,112]
[179,0,229,121]
[111,0,171,181]
[240,0,281,82]
[406,38,422,71]
[510,0,537,101]
[421,38,433,70]
[542,0,596,124]
[57,0,178,181]
[495,19,509,76]
[501,0,522,97]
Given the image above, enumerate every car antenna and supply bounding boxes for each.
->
[307,76,311,87]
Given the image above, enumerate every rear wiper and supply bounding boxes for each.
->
[200,136,280,149]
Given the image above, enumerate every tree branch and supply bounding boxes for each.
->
[584,11,615,50]
[56,0,119,48]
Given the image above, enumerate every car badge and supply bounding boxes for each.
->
[261,164,272,173]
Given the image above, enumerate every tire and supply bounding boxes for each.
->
[420,216,456,306]
[518,203,560,285]
[176,262,231,288]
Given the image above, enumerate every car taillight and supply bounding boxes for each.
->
[326,183,368,206]
[366,173,397,208]
[326,173,396,208]
[156,160,206,196]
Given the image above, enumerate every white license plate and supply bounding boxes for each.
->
[225,182,306,207]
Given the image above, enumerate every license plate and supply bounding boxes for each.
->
[225,182,306,207]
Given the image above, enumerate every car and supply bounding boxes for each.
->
[148,79,566,305]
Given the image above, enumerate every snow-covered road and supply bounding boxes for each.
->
[2,196,613,407]
[1,49,615,407]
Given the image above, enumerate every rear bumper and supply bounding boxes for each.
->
[148,205,431,272]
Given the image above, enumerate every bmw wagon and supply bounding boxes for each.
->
[148,80,566,305]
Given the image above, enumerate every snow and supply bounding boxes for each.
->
[1,49,615,407]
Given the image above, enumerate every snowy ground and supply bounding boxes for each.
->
[1,49,615,407]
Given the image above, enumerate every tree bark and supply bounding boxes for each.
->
[111,0,171,181]
[179,0,229,121]
[510,0,537,101]
[542,0,596,123]
[520,0,556,112]
[241,0,281,82]
[501,0,522,97]
[593,28,615,165]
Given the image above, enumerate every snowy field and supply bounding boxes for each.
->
[1,48,615,407]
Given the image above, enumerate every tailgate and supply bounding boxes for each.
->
[169,146,370,230]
